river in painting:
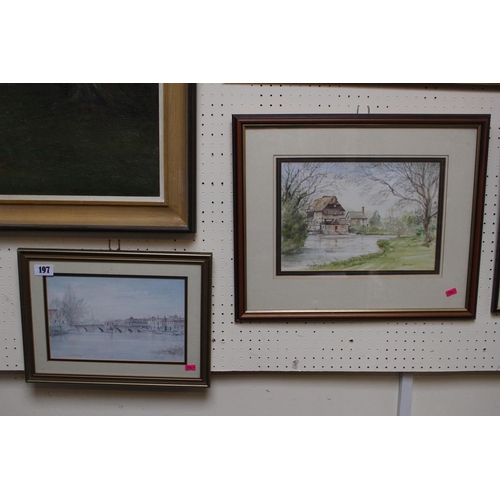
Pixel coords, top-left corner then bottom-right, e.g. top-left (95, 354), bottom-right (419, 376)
top-left (280, 233), bottom-right (397, 272)
top-left (49, 330), bottom-right (185, 363)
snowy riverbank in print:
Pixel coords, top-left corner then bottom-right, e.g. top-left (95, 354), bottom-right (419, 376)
top-left (49, 330), bottom-right (185, 363)
top-left (281, 233), bottom-right (397, 272)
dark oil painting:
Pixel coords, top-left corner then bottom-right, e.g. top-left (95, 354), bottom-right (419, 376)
top-left (0, 84), bottom-right (160, 197)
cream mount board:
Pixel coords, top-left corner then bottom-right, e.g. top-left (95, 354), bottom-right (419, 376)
top-left (1, 83), bottom-right (500, 372)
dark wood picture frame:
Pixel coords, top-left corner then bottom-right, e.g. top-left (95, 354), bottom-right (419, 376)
top-left (491, 229), bottom-right (500, 313)
top-left (233, 114), bottom-right (490, 320)
top-left (0, 83), bottom-right (196, 232)
top-left (19, 249), bottom-right (211, 388)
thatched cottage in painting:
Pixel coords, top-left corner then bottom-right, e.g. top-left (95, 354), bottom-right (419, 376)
top-left (306, 195), bottom-right (368, 234)
top-left (307, 195), bottom-right (350, 234)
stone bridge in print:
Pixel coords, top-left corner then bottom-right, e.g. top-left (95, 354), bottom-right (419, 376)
top-left (73, 324), bottom-right (105, 333)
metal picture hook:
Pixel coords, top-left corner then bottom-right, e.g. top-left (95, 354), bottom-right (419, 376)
top-left (108, 239), bottom-right (121, 251)
top-left (357, 105), bottom-right (371, 114)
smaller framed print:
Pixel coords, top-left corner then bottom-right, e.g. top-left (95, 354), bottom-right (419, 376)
top-left (233, 114), bottom-right (490, 320)
top-left (18, 249), bottom-right (212, 388)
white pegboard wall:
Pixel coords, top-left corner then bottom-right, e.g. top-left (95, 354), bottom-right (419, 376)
top-left (1, 83), bottom-right (500, 373)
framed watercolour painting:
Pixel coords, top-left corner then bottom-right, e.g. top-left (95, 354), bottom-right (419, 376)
top-left (18, 250), bottom-right (212, 388)
top-left (233, 114), bottom-right (490, 320)
top-left (0, 83), bottom-right (196, 232)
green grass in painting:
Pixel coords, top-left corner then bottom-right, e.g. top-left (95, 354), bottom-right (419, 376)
top-left (309, 236), bottom-right (437, 272)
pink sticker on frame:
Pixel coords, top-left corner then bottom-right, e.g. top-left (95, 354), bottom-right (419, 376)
top-left (446, 288), bottom-right (458, 297)
top-left (185, 364), bottom-right (196, 371)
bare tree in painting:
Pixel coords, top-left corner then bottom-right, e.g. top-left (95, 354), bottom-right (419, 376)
top-left (48, 297), bottom-right (66, 330)
top-left (281, 162), bottom-right (338, 253)
top-left (281, 162), bottom-right (336, 211)
top-left (357, 162), bottom-right (441, 243)
top-left (60, 285), bottom-right (88, 326)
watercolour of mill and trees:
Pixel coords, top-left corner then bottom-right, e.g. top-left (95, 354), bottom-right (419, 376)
top-left (278, 158), bottom-right (445, 274)
top-left (46, 275), bottom-right (186, 363)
